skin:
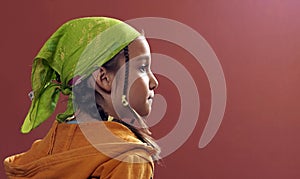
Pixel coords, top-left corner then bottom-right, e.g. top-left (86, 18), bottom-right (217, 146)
top-left (89, 36), bottom-right (158, 120)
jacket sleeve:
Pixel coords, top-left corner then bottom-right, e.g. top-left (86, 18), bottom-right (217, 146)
top-left (92, 152), bottom-right (154, 179)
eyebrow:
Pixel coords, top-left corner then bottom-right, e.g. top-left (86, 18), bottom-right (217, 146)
top-left (134, 54), bottom-right (150, 61)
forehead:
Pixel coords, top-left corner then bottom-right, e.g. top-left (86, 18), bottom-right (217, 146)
top-left (127, 37), bottom-right (150, 59)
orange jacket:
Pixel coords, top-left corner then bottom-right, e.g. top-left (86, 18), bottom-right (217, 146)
top-left (4, 121), bottom-right (154, 178)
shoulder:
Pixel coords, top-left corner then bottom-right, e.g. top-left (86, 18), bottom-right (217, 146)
top-left (93, 151), bottom-right (154, 179)
top-left (103, 121), bottom-right (143, 143)
top-left (78, 120), bottom-right (155, 158)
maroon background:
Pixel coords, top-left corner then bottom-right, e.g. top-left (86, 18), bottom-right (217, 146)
top-left (1, 0), bottom-right (300, 178)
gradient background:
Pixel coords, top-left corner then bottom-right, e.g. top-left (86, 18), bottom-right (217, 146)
top-left (1, 0), bottom-right (300, 178)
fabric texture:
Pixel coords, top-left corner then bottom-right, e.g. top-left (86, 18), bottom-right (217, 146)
top-left (21, 17), bottom-right (140, 133)
top-left (4, 121), bottom-right (154, 178)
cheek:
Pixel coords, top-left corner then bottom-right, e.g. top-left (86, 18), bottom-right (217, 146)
top-left (128, 77), bottom-right (148, 107)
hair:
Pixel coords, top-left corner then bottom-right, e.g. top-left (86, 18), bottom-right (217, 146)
top-left (73, 48), bottom-right (161, 161)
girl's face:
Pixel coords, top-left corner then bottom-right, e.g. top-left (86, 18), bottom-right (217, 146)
top-left (111, 37), bottom-right (158, 118)
top-left (127, 37), bottom-right (158, 117)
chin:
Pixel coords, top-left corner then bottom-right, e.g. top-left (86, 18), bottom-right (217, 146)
top-left (139, 108), bottom-right (151, 118)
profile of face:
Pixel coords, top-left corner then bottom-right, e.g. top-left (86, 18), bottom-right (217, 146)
top-left (93, 36), bottom-right (158, 120)
top-left (126, 37), bottom-right (159, 117)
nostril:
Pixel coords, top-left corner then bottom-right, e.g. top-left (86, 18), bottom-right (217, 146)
top-left (149, 73), bottom-right (158, 90)
top-left (149, 77), bottom-right (158, 90)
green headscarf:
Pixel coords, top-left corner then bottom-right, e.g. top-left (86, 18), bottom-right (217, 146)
top-left (21, 17), bottom-right (140, 133)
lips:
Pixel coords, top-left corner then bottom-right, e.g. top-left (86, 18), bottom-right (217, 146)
top-left (148, 92), bottom-right (154, 100)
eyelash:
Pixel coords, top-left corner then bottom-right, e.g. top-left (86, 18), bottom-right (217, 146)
top-left (139, 64), bottom-right (149, 73)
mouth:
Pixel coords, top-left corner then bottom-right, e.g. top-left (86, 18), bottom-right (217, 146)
top-left (147, 93), bottom-right (154, 100)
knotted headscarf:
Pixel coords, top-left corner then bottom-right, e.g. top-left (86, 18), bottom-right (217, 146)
top-left (21, 17), bottom-right (140, 133)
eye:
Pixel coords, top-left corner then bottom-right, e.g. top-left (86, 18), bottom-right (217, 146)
top-left (139, 64), bottom-right (149, 73)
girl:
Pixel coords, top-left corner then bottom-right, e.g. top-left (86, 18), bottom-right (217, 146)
top-left (4, 17), bottom-right (160, 178)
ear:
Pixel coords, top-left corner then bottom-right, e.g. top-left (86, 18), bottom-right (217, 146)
top-left (92, 67), bottom-right (114, 93)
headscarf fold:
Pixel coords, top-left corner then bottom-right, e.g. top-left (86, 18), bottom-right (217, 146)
top-left (21, 17), bottom-right (140, 133)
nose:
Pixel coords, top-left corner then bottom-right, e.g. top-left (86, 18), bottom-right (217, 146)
top-left (149, 72), bottom-right (158, 90)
